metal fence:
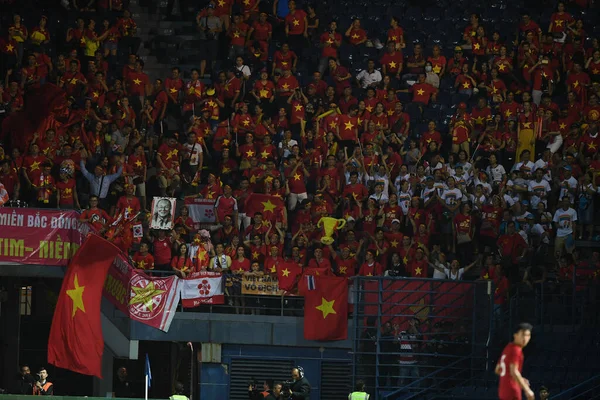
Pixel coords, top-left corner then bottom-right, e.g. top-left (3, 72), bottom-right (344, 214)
top-left (349, 277), bottom-right (495, 400)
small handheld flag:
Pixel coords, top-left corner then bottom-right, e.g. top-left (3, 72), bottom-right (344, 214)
top-left (145, 353), bottom-right (152, 400)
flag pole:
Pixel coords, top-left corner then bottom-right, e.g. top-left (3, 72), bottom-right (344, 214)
top-left (145, 375), bottom-right (148, 400)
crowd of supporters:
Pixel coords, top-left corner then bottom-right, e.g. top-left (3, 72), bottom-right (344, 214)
top-left (0, 0), bottom-right (599, 308)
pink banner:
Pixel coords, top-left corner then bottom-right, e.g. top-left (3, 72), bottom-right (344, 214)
top-left (103, 254), bottom-right (132, 315)
top-left (0, 208), bottom-right (89, 266)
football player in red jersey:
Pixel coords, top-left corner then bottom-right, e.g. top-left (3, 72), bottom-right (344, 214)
top-left (496, 323), bottom-right (534, 400)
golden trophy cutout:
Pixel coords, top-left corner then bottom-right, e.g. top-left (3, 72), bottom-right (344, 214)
top-left (317, 217), bottom-right (346, 245)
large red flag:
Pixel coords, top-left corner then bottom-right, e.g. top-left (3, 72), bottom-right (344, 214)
top-left (244, 193), bottom-right (284, 221)
top-left (276, 261), bottom-right (303, 292)
top-left (48, 234), bottom-right (120, 378)
top-left (304, 275), bottom-right (348, 341)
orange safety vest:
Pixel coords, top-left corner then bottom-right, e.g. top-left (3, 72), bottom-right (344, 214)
top-left (33, 381), bottom-right (53, 395)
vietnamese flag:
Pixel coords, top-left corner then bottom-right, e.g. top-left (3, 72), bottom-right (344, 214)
top-left (276, 261), bottom-right (302, 292)
top-left (297, 267), bottom-right (334, 296)
top-left (304, 275), bottom-right (348, 341)
top-left (244, 193), bottom-right (284, 221)
top-left (48, 234), bottom-right (121, 377)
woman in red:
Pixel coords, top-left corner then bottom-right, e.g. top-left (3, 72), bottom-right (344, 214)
top-left (358, 249), bottom-right (384, 276)
top-left (174, 205), bottom-right (195, 238)
top-left (230, 245), bottom-right (250, 314)
top-left (171, 243), bottom-right (194, 278)
top-left (407, 247), bottom-right (428, 278)
top-left (453, 202), bottom-right (474, 266)
top-left (361, 198), bottom-right (381, 236)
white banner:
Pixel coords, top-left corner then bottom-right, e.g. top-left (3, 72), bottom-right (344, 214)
top-left (181, 272), bottom-right (225, 307)
top-left (184, 197), bottom-right (216, 230)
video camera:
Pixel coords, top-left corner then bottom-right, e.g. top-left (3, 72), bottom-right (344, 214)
top-left (280, 380), bottom-right (295, 398)
top-left (247, 378), bottom-right (263, 400)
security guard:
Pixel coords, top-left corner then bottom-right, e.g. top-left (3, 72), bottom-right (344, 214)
top-left (170, 382), bottom-right (189, 400)
top-left (348, 380), bottom-right (369, 400)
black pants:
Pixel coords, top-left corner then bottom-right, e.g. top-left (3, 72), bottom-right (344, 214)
top-left (287, 34), bottom-right (306, 57)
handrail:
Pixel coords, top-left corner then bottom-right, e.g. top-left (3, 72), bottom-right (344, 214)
top-left (549, 374), bottom-right (600, 400)
top-left (382, 356), bottom-right (472, 400)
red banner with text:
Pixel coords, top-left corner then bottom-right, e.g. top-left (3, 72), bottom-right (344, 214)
top-left (102, 254), bottom-right (132, 315)
top-left (0, 208), bottom-right (90, 266)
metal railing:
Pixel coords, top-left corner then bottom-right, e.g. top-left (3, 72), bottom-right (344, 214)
top-left (549, 374), bottom-right (600, 400)
top-left (349, 277), bottom-right (495, 400)
top-left (142, 270), bottom-right (306, 316)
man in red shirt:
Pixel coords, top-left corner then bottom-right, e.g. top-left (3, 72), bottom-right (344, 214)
top-left (284, 0), bottom-right (307, 55)
top-left (380, 42), bottom-right (403, 79)
top-left (125, 59), bottom-right (150, 117)
top-left (60, 60), bottom-right (87, 98)
top-left (497, 221), bottom-right (528, 282)
top-left (495, 322), bottom-right (534, 400)
top-left (328, 57), bottom-right (352, 96)
top-left (133, 242), bottom-right (155, 270)
top-left (318, 21), bottom-right (342, 75)
top-left (410, 73), bottom-right (437, 105)
top-left (151, 79), bottom-right (169, 125)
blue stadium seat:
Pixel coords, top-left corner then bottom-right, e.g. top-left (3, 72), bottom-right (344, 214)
top-left (397, 91), bottom-right (411, 104)
top-left (422, 107), bottom-right (440, 122)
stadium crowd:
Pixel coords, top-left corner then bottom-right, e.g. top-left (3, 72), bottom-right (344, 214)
top-left (0, 0), bottom-right (599, 308)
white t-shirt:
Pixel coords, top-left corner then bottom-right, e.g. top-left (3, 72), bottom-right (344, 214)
top-left (559, 176), bottom-right (578, 203)
top-left (432, 261), bottom-right (449, 279)
top-left (552, 207), bottom-right (578, 237)
top-left (528, 179), bottom-right (551, 208)
top-left (183, 142), bottom-right (203, 166)
top-left (397, 190), bottom-right (412, 215)
top-left (443, 267), bottom-right (465, 280)
top-left (487, 164), bottom-right (507, 183)
top-left (512, 160), bottom-right (535, 174)
top-left (533, 158), bottom-right (552, 182)
top-left (441, 188), bottom-right (462, 206)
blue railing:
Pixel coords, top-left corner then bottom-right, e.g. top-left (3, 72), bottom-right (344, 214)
top-left (549, 374), bottom-right (600, 400)
top-left (350, 277), bottom-right (495, 400)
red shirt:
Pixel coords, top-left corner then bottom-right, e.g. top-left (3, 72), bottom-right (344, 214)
top-left (285, 167), bottom-right (307, 193)
top-left (153, 237), bottom-right (172, 265)
top-left (116, 195), bottom-right (141, 219)
top-left (453, 213), bottom-right (473, 235)
top-left (231, 258), bottom-right (251, 272)
top-left (336, 257), bottom-right (357, 277)
top-left (498, 343), bottom-right (524, 400)
top-left (273, 50), bottom-right (297, 71)
top-left (81, 208), bottom-right (111, 231)
top-left (157, 144), bottom-right (179, 169)
top-left (407, 258), bottom-right (427, 278)
top-left (276, 75), bottom-right (299, 97)
top-left (387, 27), bottom-right (404, 44)
top-left (381, 52), bottom-right (403, 74)
top-left (229, 22), bottom-right (249, 47)
top-left (165, 77), bottom-right (183, 101)
top-left (337, 114), bottom-right (358, 141)
top-left (497, 233), bottom-right (527, 264)
top-left (56, 179), bottom-right (76, 207)
top-left (347, 28), bottom-right (366, 45)
top-left (133, 252), bottom-right (155, 270)
top-left (358, 261), bottom-right (383, 276)
top-left (411, 83), bottom-right (436, 104)
top-left (285, 9), bottom-right (307, 35)
top-left (252, 21), bottom-right (272, 41)
top-left (320, 32), bottom-right (342, 58)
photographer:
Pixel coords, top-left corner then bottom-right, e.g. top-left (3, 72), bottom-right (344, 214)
top-left (32, 367), bottom-right (53, 396)
top-left (282, 367), bottom-right (310, 400)
top-left (13, 365), bottom-right (35, 395)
